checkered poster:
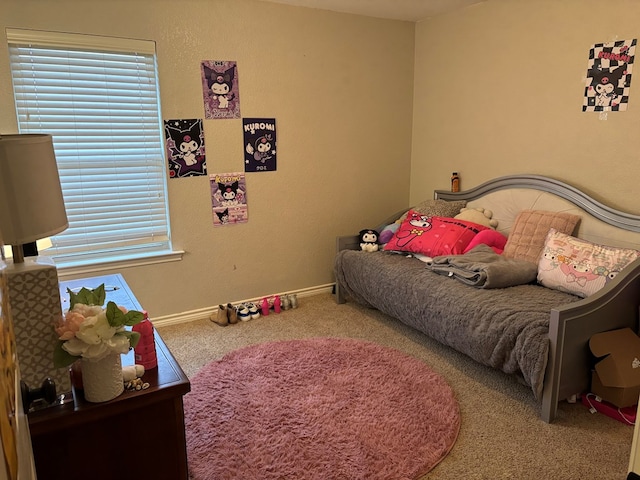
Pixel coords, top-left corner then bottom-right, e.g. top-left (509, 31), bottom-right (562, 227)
top-left (583, 39), bottom-right (636, 112)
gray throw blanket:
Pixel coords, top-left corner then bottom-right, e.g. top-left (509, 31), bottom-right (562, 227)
top-left (428, 244), bottom-right (538, 288)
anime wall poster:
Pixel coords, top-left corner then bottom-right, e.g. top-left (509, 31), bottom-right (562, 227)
top-left (210, 172), bottom-right (248, 226)
top-left (201, 60), bottom-right (241, 119)
top-left (164, 119), bottom-right (207, 178)
top-left (243, 118), bottom-right (277, 172)
top-left (583, 39), bottom-right (636, 112)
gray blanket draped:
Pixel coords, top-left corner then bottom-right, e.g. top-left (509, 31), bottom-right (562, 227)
top-left (428, 244), bottom-right (538, 288)
top-left (334, 249), bottom-right (579, 400)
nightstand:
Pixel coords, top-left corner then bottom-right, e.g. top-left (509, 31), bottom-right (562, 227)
top-left (28, 274), bottom-right (190, 480)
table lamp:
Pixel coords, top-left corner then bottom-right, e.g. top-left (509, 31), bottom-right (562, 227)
top-left (0, 134), bottom-right (71, 400)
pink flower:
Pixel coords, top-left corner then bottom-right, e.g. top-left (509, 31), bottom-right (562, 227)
top-left (55, 311), bottom-right (85, 340)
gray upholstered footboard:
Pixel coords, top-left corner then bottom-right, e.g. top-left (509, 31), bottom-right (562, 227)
top-left (542, 257), bottom-right (640, 422)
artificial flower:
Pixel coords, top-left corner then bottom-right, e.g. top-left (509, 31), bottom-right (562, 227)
top-left (53, 284), bottom-right (144, 368)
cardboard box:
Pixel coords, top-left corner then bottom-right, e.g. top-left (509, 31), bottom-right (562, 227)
top-left (589, 327), bottom-right (640, 408)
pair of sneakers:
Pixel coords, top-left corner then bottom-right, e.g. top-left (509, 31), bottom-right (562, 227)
top-left (210, 303), bottom-right (238, 327)
top-left (235, 302), bottom-right (260, 322)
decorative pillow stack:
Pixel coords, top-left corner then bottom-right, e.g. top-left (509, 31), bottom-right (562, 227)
top-left (502, 210), bottom-right (581, 264)
top-left (384, 210), bottom-right (489, 257)
top-left (537, 229), bottom-right (640, 297)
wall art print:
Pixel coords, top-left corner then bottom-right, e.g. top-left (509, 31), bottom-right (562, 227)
top-left (164, 119), bottom-right (207, 178)
top-left (583, 39), bottom-right (636, 112)
top-left (243, 118), bottom-right (277, 172)
top-left (210, 172), bottom-right (248, 226)
top-left (201, 60), bottom-right (241, 119)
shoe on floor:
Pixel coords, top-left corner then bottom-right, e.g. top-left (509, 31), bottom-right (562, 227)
top-left (281, 295), bottom-right (291, 310)
top-left (210, 304), bottom-right (229, 326)
top-left (237, 304), bottom-right (251, 322)
top-left (246, 302), bottom-right (260, 319)
top-left (227, 303), bottom-right (238, 324)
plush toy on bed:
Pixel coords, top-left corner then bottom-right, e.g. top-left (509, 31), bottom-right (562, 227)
top-left (454, 208), bottom-right (506, 254)
top-left (359, 229), bottom-right (380, 252)
top-left (454, 207), bottom-right (498, 229)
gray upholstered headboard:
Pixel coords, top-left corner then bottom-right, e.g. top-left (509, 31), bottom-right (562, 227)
top-left (434, 174), bottom-right (640, 250)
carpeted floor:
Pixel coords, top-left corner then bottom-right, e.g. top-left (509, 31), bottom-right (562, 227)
top-left (157, 292), bottom-right (635, 479)
top-left (184, 338), bottom-right (460, 479)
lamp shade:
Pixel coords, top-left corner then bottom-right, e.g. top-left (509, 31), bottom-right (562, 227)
top-left (0, 134), bottom-right (68, 245)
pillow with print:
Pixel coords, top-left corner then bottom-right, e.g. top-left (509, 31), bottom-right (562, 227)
top-left (384, 210), bottom-right (489, 257)
top-left (537, 228), bottom-right (640, 298)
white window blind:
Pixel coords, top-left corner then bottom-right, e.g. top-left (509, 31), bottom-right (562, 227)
top-left (7, 29), bottom-right (172, 268)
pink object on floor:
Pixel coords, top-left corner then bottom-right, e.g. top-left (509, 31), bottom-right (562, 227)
top-left (261, 297), bottom-right (269, 316)
top-left (273, 295), bottom-right (281, 313)
top-left (582, 392), bottom-right (636, 425)
top-left (183, 338), bottom-right (460, 479)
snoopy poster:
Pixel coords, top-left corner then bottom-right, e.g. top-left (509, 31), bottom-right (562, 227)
top-left (201, 60), bottom-right (241, 119)
top-left (164, 119), bottom-right (207, 178)
top-left (243, 118), bottom-right (277, 172)
top-left (210, 172), bottom-right (248, 226)
top-left (583, 39), bottom-right (636, 112)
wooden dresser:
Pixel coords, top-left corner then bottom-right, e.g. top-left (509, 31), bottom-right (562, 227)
top-left (27, 274), bottom-right (191, 480)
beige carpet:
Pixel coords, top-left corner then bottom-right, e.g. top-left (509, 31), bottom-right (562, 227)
top-left (157, 293), bottom-right (634, 479)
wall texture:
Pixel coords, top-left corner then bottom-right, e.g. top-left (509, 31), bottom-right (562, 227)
top-left (412, 0), bottom-right (640, 213)
top-left (0, 0), bottom-right (415, 318)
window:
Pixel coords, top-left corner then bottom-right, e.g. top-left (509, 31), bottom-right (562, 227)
top-left (7, 29), bottom-right (175, 269)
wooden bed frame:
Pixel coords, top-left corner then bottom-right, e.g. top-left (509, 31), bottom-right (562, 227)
top-left (336, 174), bottom-right (640, 423)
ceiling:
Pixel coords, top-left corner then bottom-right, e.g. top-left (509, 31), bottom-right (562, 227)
top-left (255, 0), bottom-right (484, 22)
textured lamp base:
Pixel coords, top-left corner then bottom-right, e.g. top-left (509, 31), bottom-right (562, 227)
top-left (1, 257), bottom-right (71, 397)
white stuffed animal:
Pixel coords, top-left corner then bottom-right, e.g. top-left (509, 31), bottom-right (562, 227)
top-left (454, 207), bottom-right (498, 229)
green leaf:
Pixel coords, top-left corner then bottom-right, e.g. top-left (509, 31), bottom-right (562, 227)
top-left (106, 301), bottom-right (126, 328)
top-left (53, 340), bottom-right (79, 368)
top-left (68, 283), bottom-right (106, 308)
top-left (122, 310), bottom-right (144, 327)
top-left (105, 301), bottom-right (144, 328)
top-left (121, 330), bottom-right (141, 349)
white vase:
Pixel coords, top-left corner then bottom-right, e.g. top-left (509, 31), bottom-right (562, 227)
top-left (81, 353), bottom-right (124, 403)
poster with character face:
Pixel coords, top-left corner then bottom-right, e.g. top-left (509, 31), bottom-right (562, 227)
top-left (164, 119), bottom-right (207, 178)
top-left (201, 60), bottom-right (241, 119)
top-left (210, 172), bottom-right (248, 226)
top-left (243, 118), bottom-right (277, 172)
top-left (583, 39), bottom-right (636, 112)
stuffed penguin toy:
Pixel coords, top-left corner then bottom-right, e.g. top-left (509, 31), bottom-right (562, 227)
top-left (359, 229), bottom-right (380, 252)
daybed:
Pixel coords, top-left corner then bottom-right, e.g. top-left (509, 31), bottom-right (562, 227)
top-left (334, 174), bottom-right (640, 423)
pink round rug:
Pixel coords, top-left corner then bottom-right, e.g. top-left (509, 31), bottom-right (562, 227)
top-left (184, 337), bottom-right (460, 479)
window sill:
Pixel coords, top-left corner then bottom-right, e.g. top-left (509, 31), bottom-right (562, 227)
top-left (57, 250), bottom-right (185, 278)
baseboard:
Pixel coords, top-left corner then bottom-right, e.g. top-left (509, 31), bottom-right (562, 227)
top-left (151, 283), bottom-right (335, 328)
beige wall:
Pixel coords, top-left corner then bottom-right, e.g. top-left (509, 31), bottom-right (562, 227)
top-left (412, 0), bottom-right (640, 213)
top-left (0, 0), bottom-right (414, 318)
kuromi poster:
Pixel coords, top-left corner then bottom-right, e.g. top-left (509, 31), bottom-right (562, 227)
top-left (243, 118), bottom-right (277, 172)
top-left (210, 172), bottom-right (248, 226)
top-left (583, 39), bottom-right (636, 112)
top-left (201, 60), bottom-right (241, 119)
top-left (164, 119), bottom-right (207, 178)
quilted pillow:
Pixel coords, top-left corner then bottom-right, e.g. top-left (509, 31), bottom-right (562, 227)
top-left (537, 229), bottom-right (640, 297)
top-left (394, 199), bottom-right (466, 223)
top-left (384, 211), bottom-right (488, 257)
top-left (503, 210), bottom-right (580, 264)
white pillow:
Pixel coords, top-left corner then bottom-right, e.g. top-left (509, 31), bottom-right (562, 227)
top-left (537, 229), bottom-right (640, 297)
